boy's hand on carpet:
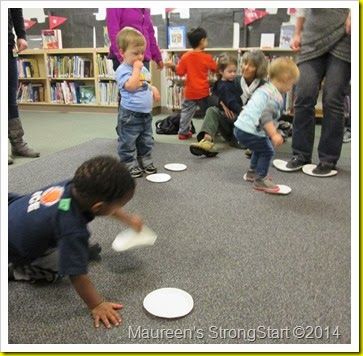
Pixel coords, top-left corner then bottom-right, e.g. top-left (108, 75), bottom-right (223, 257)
top-left (91, 301), bottom-right (123, 329)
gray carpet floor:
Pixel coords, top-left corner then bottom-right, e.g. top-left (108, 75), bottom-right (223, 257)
top-left (8, 138), bottom-right (351, 344)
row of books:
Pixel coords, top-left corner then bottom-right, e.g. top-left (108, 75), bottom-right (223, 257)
top-left (17, 58), bottom-right (41, 78)
top-left (96, 54), bottom-right (115, 78)
top-left (98, 82), bottom-right (118, 106)
top-left (47, 55), bottom-right (93, 78)
top-left (17, 83), bottom-right (45, 103)
top-left (50, 82), bottom-right (96, 104)
top-left (166, 84), bottom-right (184, 110)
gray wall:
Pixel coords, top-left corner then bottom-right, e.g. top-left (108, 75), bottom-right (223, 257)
top-left (26, 8), bottom-right (290, 49)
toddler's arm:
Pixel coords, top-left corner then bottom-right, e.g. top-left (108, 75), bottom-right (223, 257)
top-left (70, 274), bottom-right (123, 329)
top-left (124, 60), bottom-right (144, 91)
top-left (111, 208), bottom-right (143, 232)
top-left (264, 121), bottom-right (283, 147)
top-left (151, 85), bottom-right (160, 102)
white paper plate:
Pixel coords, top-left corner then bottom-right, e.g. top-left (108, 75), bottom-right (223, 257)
top-left (146, 173), bottom-right (171, 183)
top-left (164, 163), bottom-right (187, 172)
top-left (272, 184), bottom-right (292, 195)
top-left (272, 159), bottom-right (302, 172)
top-left (112, 226), bottom-right (157, 252)
top-left (302, 164), bottom-right (337, 177)
top-left (143, 288), bottom-right (194, 319)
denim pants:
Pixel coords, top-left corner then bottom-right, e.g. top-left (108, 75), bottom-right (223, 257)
top-left (179, 96), bottom-right (216, 135)
top-left (234, 128), bottom-right (275, 178)
top-left (292, 54), bottom-right (351, 164)
top-left (116, 108), bottom-right (154, 169)
top-left (8, 46), bottom-right (19, 120)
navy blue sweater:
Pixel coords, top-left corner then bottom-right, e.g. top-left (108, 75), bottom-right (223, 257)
top-left (212, 79), bottom-right (243, 115)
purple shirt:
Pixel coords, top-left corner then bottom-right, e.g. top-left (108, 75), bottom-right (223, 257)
top-left (106, 8), bottom-right (162, 64)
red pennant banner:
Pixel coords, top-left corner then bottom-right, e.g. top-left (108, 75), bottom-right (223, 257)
top-left (49, 15), bottom-right (67, 30)
top-left (24, 19), bottom-right (37, 30)
top-left (165, 8), bottom-right (176, 13)
top-left (244, 9), bottom-right (268, 26)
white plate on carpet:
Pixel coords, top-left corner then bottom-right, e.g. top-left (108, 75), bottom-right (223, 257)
top-left (143, 288), bottom-right (194, 319)
top-left (271, 184), bottom-right (292, 195)
top-left (112, 226), bottom-right (157, 252)
top-left (164, 163), bottom-right (187, 171)
top-left (302, 164), bottom-right (337, 177)
top-left (272, 159), bottom-right (301, 172)
top-left (146, 173), bottom-right (171, 183)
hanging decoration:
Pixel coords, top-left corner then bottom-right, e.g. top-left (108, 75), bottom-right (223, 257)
top-left (24, 19), bottom-right (37, 30)
top-left (244, 9), bottom-right (268, 26)
top-left (49, 15), bottom-right (67, 29)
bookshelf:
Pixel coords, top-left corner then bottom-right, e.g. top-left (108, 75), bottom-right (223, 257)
top-left (161, 47), bottom-right (323, 118)
top-left (17, 48), bottom-right (161, 112)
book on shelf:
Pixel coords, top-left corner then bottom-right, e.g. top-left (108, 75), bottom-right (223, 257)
top-left (168, 26), bottom-right (186, 49)
top-left (26, 35), bottom-right (43, 49)
top-left (97, 54), bottom-right (115, 78)
top-left (79, 85), bottom-right (96, 104)
top-left (98, 81), bottom-right (118, 105)
top-left (47, 55), bottom-right (93, 78)
top-left (42, 29), bottom-right (63, 49)
top-left (103, 26), bottom-right (110, 48)
top-left (279, 23), bottom-right (295, 49)
top-left (260, 33), bottom-right (275, 48)
top-left (17, 58), bottom-right (40, 78)
top-left (17, 83), bottom-right (44, 102)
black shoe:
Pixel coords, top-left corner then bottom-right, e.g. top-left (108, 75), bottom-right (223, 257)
top-left (129, 166), bottom-right (143, 178)
top-left (144, 163), bottom-right (157, 175)
top-left (286, 156), bottom-right (310, 170)
top-left (89, 243), bottom-right (102, 261)
top-left (312, 162), bottom-right (336, 175)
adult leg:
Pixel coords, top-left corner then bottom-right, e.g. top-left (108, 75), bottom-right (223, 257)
top-left (288, 56), bottom-right (327, 168)
top-left (317, 55), bottom-right (351, 166)
top-left (8, 46), bottom-right (39, 160)
top-left (197, 106), bottom-right (223, 142)
top-left (179, 99), bottom-right (198, 136)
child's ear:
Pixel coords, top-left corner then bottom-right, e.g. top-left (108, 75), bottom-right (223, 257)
top-left (91, 201), bottom-right (105, 215)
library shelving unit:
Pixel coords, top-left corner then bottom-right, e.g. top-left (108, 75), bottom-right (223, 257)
top-left (17, 47), bottom-right (161, 113)
top-left (161, 47), bottom-right (323, 118)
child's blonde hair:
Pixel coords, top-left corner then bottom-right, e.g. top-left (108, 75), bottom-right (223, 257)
top-left (269, 57), bottom-right (300, 82)
top-left (216, 53), bottom-right (238, 80)
top-left (116, 27), bottom-right (146, 52)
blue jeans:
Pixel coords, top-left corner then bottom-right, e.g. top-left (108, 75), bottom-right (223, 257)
top-left (116, 108), bottom-right (154, 169)
top-left (234, 128), bottom-right (275, 178)
top-left (292, 54), bottom-right (351, 164)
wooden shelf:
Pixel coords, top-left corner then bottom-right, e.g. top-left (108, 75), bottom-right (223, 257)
top-left (19, 77), bottom-right (47, 80)
top-left (49, 77), bottom-right (95, 81)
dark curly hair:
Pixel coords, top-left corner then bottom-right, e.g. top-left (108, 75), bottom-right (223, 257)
top-left (72, 155), bottom-right (135, 204)
top-left (187, 27), bottom-right (207, 49)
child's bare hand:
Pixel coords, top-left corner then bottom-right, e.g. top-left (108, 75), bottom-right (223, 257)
top-left (129, 214), bottom-right (143, 232)
top-left (133, 60), bottom-right (144, 70)
top-left (91, 301), bottom-right (123, 329)
top-left (164, 60), bottom-right (173, 68)
top-left (152, 86), bottom-right (161, 102)
top-left (271, 133), bottom-right (284, 147)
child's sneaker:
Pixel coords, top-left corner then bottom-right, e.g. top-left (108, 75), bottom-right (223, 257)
top-left (190, 139), bottom-right (219, 157)
top-left (253, 177), bottom-right (280, 193)
top-left (178, 131), bottom-right (193, 140)
top-left (144, 163), bottom-right (157, 175)
top-left (129, 166), bottom-right (143, 178)
top-left (245, 148), bottom-right (252, 159)
top-left (244, 169), bottom-right (256, 182)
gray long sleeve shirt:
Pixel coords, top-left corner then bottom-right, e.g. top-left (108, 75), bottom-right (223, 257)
top-left (297, 9), bottom-right (351, 64)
